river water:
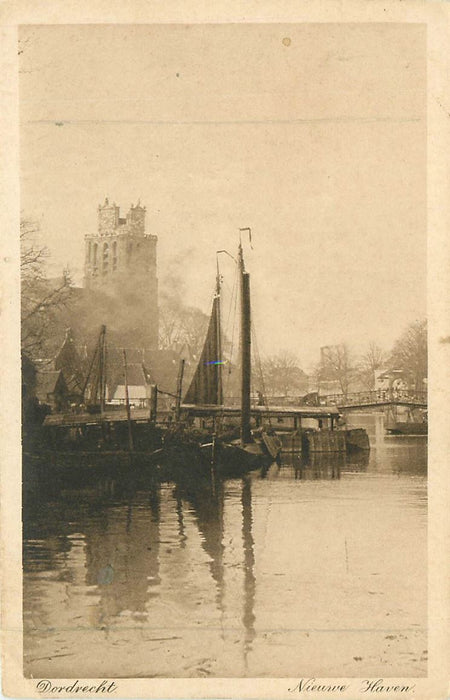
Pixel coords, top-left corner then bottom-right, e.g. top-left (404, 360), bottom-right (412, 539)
top-left (23, 414), bottom-right (427, 678)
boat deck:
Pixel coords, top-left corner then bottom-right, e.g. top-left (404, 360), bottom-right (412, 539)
top-left (43, 403), bottom-right (340, 428)
top-left (181, 404), bottom-right (340, 419)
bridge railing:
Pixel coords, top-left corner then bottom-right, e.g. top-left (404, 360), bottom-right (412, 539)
top-left (322, 389), bottom-right (427, 407)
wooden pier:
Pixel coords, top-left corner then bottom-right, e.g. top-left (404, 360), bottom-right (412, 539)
top-left (41, 402), bottom-right (368, 463)
top-left (44, 404), bottom-right (341, 430)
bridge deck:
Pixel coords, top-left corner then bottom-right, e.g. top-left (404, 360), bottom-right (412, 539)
top-left (322, 390), bottom-right (427, 411)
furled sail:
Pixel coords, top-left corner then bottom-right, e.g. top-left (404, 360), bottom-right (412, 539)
top-left (183, 293), bottom-right (223, 406)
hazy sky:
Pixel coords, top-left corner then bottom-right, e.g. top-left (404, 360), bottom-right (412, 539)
top-left (19, 23), bottom-right (426, 369)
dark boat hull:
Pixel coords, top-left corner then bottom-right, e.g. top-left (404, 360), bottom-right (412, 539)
top-left (302, 428), bottom-right (370, 453)
top-left (162, 438), bottom-right (272, 481)
top-left (386, 422), bottom-right (427, 435)
top-left (344, 428), bottom-right (371, 451)
top-left (161, 424), bottom-right (280, 478)
top-left (216, 439), bottom-right (274, 471)
top-left (23, 447), bottom-right (164, 482)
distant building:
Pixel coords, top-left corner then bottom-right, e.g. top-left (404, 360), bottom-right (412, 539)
top-left (54, 328), bottom-right (86, 401)
top-left (35, 370), bottom-right (69, 411)
top-left (374, 369), bottom-right (411, 392)
top-left (105, 347), bottom-right (189, 411)
top-left (108, 363), bottom-right (151, 408)
top-left (83, 198), bottom-right (158, 348)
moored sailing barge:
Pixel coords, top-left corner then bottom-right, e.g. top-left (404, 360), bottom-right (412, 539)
top-left (24, 234), bottom-right (369, 484)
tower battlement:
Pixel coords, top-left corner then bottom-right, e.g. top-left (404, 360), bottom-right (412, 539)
top-left (97, 197), bottom-right (146, 237)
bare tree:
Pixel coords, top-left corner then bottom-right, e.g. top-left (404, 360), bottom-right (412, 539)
top-left (258, 351), bottom-right (308, 397)
top-left (357, 342), bottom-right (387, 390)
top-left (158, 296), bottom-right (185, 351)
top-left (158, 263), bottom-right (212, 358)
top-left (21, 219), bottom-right (73, 356)
top-left (180, 307), bottom-right (210, 358)
top-left (158, 295), bottom-right (209, 358)
top-left (317, 344), bottom-right (355, 397)
top-left (388, 319), bottom-right (427, 391)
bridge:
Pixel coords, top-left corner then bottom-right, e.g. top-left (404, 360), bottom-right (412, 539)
top-left (321, 389), bottom-right (427, 411)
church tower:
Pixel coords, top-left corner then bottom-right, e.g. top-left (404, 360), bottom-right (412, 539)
top-left (84, 198), bottom-right (158, 348)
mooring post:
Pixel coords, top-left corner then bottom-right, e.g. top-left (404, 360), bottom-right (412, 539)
top-left (122, 349), bottom-right (134, 452)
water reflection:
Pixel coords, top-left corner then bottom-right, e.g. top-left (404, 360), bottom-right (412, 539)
top-left (83, 494), bottom-right (161, 624)
top-left (23, 416), bottom-right (427, 678)
top-left (276, 449), bottom-right (369, 480)
top-left (173, 479), bottom-right (225, 609)
top-left (241, 477), bottom-right (256, 666)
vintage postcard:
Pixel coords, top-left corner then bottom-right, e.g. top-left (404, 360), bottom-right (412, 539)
top-left (1, 1), bottom-right (449, 699)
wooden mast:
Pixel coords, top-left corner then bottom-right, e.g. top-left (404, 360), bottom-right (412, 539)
top-left (239, 238), bottom-right (252, 446)
top-left (175, 359), bottom-right (185, 421)
top-left (81, 324), bottom-right (106, 410)
top-left (99, 325), bottom-right (107, 413)
top-left (216, 256), bottom-right (223, 407)
top-left (122, 348), bottom-right (134, 451)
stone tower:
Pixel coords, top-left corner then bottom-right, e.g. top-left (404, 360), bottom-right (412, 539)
top-left (84, 198), bottom-right (158, 348)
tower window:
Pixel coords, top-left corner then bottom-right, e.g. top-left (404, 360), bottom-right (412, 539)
top-left (112, 241), bottom-right (118, 271)
top-left (102, 242), bottom-right (109, 274)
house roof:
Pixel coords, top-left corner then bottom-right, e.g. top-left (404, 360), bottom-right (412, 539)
top-left (376, 368), bottom-right (411, 380)
top-left (35, 370), bottom-right (66, 401)
top-left (108, 363), bottom-right (150, 395)
top-left (53, 327), bottom-right (86, 394)
top-left (112, 385), bottom-right (149, 400)
top-left (106, 350), bottom-right (188, 396)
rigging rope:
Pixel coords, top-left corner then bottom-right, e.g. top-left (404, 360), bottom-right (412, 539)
top-left (251, 320), bottom-right (272, 427)
top-left (223, 262), bottom-right (239, 400)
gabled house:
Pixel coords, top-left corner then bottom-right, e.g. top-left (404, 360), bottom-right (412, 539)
top-left (35, 370), bottom-right (69, 411)
top-left (53, 328), bottom-right (86, 401)
top-left (108, 363), bottom-right (152, 408)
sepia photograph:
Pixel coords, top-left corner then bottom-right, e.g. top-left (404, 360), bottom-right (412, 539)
top-left (1, 6), bottom-right (449, 699)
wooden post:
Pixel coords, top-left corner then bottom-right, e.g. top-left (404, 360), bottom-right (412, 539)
top-left (150, 384), bottom-right (158, 423)
top-left (122, 349), bottom-right (134, 451)
top-left (175, 359), bottom-right (185, 421)
top-left (99, 325), bottom-right (107, 413)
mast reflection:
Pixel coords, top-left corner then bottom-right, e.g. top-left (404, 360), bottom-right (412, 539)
top-left (173, 478), bottom-right (225, 611)
top-left (83, 480), bottom-right (161, 625)
top-left (241, 476), bottom-right (256, 667)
